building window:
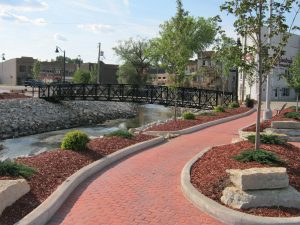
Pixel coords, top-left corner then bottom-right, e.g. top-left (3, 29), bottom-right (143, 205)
top-left (282, 88), bottom-right (290, 97)
top-left (19, 65), bottom-right (26, 72)
top-left (202, 60), bottom-right (206, 66)
top-left (163, 77), bottom-right (166, 79)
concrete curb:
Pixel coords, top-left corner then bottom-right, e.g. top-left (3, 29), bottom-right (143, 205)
top-left (144, 108), bottom-right (256, 137)
top-left (181, 146), bottom-right (300, 225)
top-left (16, 136), bottom-right (165, 225)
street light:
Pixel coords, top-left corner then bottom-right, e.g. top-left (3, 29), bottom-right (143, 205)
top-left (77, 55), bottom-right (81, 69)
top-left (236, 38), bottom-right (242, 102)
top-left (55, 46), bottom-right (66, 83)
top-left (1, 53), bottom-right (5, 77)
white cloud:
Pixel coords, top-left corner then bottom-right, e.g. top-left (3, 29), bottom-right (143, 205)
top-left (123, 0), bottom-right (129, 7)
top-left (78, 24), bottom-right (115, 33)
top-left (54, 33), bottom-right (68, 42)
top-left (0, 0), bottom-right (48, 12)
top-left (0, 11), bottom-right (46, 25)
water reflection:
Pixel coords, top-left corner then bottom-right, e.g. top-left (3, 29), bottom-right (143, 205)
top-left (0, 104), bottom-right (174, 160)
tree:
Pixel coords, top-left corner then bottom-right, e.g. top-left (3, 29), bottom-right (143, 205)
top-left (73, 69), bottom-right (90, 83)
top-left (282, 53), bottom-right (300, 111)
top-left (149, 0), bottom-right (217, 119)
top-left (117, 61), bottom-right (147, 85)
top-left (113, 37), bottom-right (151, 80)
top-left (32, 59), bottom-right (41, 80)
top-left (90, 65), bottom-right (98, 84)
top-left (221, 0), bottom-right (300, 150)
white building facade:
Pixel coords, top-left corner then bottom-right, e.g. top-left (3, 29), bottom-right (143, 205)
top-left (239, 30), bottom-right (300, 101)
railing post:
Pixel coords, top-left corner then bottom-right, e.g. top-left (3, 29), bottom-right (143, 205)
top-left (198, 89), bottom-right (201, 109)
top-left (94, 84), bottom-right (98, 100)
top-left (107, 84), bottom-right (111, 100)
top-left (216, 91), bottom-right (219, 106)
top-left (150, 85), bottom-right (154, 103)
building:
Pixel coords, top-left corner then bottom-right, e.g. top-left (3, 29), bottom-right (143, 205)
top-left (239, 29), bottom-right (300, 101)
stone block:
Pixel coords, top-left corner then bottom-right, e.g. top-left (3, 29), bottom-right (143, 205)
top-left (221, 186), bottom-right (300, 209)
top-left (271, 121), bottom-right (300, 129)
top-left (226, 167), bottom-right (289, 190)
top-left (0, 179), bottom-right (30, 215)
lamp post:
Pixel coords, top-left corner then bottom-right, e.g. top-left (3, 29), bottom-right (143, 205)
top-left (55, 46), bottom-right (66, 83)
top-left (236, 38), bottom-right (242, 102)
top-left (1, 53), bottom-right (5, 76)
top-left (263, 0), bottom-right (273, 120)
top-left (77, 55), bottom-right (81, 69)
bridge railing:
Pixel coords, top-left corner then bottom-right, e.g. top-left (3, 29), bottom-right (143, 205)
top-left (38, 84), bottom-right (234, 109)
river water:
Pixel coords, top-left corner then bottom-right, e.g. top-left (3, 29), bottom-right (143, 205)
top-left (0, 104), bottom-right (174, 160)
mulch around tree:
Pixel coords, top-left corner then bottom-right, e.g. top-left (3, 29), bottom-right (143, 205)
top-left (243, 107), bottom-right (299, 132)
top-left (0, 134), bottom-right (154, 225)
top-left (147, 107), bottom-right (250, 132)
top-left (0, 93), bottom-right (29, 100)
top-left (190, 141), bottom-right (300, 217)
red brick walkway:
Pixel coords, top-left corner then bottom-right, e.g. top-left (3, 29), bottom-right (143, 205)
top-left (48, 112), bottom-right (257, 225)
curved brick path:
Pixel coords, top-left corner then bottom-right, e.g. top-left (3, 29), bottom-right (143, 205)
top-left (48, 112), bottom-right (257, 225)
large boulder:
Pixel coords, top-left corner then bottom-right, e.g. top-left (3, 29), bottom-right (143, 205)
top-left (226, 167), bottom-right (289, 191)
top-left (221, 186), bottom-right (300, 209)
top-left (0, 179), bottom-right (30, 215)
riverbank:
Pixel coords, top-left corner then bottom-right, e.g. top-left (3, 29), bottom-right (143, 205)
top-left (0, 98), bottom-right (137, 140)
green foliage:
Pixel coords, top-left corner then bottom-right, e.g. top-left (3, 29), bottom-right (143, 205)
top-left (234, 149), bottom-right (283, 166)
top-left (107, 130), bottom-right (133, 139)
top-left (0, 161), bottom-right (36, 179)
top-left (213, 105), bottom-right (225, 113)
top-left (183, 112), bottom-right (196, 120)
top-left (73, 69), bottom-right (91, 84)
top-left (89, 65), bottom-right (98, 84)
top-left (284, 112), bottom-right (300, 119)
top-left (244, 97), bottom-right (254, 108)
top-left (228, 101), bottom-right (240, 109)
top-left (117, 61), bottom-right (147, 85)
top-left (32, 60), bottom-right (41, 80)
top-left (247, 134), bottom-right (286, 145)
top-left (61, 130), bottom-right (90, 151)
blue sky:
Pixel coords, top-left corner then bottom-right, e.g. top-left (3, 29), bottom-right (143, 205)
top-left (0, 0), bottom-right (299, 64)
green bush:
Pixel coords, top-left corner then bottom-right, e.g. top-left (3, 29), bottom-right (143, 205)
top-left (213, 105), bottom-right (225, 113)
top-left (234, 149), bottom-right (283, 166)
top-left (244, 97), bottom-right (255, 108)
top-left (61, 130), bottom-right (90, 151)
top-left (284, 112), bottom-right (300, 119)
top-left (183, 112), bottom-right (196, 120)
top-left (246, 134), bottom-right (286, 145)
top-left (228, 101), bottom-right (240, 109)
top-left (0, 161), bottom-right (36, 179)
top-left (107, 130), bottom-right (133, 139)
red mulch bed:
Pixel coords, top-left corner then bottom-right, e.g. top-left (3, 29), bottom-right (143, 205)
top-left (191, 141), bottom-right (300, 217)
top-left (0, 134), bottom-right (154, 225)
top-left (243, 108), bottom-right (299, 132)
top-left (0, 93), bottom-right (29, 100)
top-left (147, 107), bottom-right (251, 131)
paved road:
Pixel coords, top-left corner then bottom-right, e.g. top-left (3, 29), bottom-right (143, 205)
top-left (48, 111), bottom-right (259, 225)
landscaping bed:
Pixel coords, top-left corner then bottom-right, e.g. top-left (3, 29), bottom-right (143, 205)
top-left (243, 107), bottom-right (298, 132)
top-left (146, 107), bottom-right (250, 131)
top-left (0, 134), bottom-right (154, 225)
top-left (190, 141), bottom-right (300, 217)
top-left (0, 93), bottom-right (29, 100)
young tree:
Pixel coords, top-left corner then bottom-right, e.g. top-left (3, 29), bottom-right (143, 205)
top-left (149, 0), bottom-right (217, 119)
top-left (89, 65), bottom-right (98, 84)
top-left (221, 0), bottom-right (300, 150)
top-left (73, 69), bottom-right (91, 83)
top-left (282, 53), bottom-right (300, 111)
top-left (117, 61), bottom-right (147, 85)
top-left (32, 59), bottom-right (41, 80)
top-left (113, 37), bottom-right (151, 81)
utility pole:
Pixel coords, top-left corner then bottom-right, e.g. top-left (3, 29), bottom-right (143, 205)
top-left (263, 0), bottom-right (273, 120)
top-left (97, 43), bottom-right (101, 84)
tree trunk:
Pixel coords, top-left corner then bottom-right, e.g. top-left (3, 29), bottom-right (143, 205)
top-left (297, 93), bottom-right (299, 112)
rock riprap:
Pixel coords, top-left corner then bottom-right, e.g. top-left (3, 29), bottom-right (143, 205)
top-left (0, 98), bottom-right (137, 140)
top-left (221, 167), bottom-right (300, 209)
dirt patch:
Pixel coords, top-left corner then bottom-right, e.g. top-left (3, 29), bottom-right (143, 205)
top-left (0, 93), bottom-right (29, 100)
top-left (0, 134), bottom-right (154, 225)
top-left (147, 107), bottom-right (251, 131)
top-left (190, 141), bottom-right (300, 217)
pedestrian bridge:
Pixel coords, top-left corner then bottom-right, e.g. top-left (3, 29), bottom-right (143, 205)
top-left (38, 84), bottom-right (235, 109)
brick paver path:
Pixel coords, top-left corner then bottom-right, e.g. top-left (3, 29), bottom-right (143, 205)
top-left (48, 112), bottom-right (257, 225)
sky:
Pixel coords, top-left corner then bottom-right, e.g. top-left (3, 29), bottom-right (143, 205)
top-left (0, 0), bottom-right (299, 64)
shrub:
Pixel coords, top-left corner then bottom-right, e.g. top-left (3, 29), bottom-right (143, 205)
top-left (234, 149), bottom-right (283, 166)
top-left (183, 112), bottom-right (196, 120)
top-left (0, 161), bottom-right (36, 179)
top-left (244, 97), bottom-right (254, 108)
top-left (246, 134), bottom-right (286, 145)
top-left (228, 101), bottom-right (240, 109)
top-left (107, 130), bottom-right (133, 139)
top-left (213, 105), bottom-right (225, 113)
top-left (284, 112), bottom-right (300, 119)
top-left (61, 130), bottom-right (90, 151)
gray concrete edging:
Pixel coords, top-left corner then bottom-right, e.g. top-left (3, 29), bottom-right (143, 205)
top-left (16, 136), bottom-right (165, 225)
top-left (144, 108), bottom-right (256, 137)
top-left (181, 146), bottom-right (300, 225)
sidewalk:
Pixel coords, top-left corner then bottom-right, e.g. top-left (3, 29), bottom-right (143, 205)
top-left (48, 112), bottom-right (258, 225)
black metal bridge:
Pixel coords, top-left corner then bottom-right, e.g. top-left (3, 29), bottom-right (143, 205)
top-left (38, 84), bottom-right (235, 109)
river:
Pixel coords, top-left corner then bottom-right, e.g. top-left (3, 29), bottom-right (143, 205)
top-left (0, 104), bottom-right (174, 160)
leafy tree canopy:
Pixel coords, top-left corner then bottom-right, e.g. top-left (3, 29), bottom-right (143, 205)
top-left (117, 61), bottom-right (147, 85)
top-left (73, 69), bottom-right (90, 84)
